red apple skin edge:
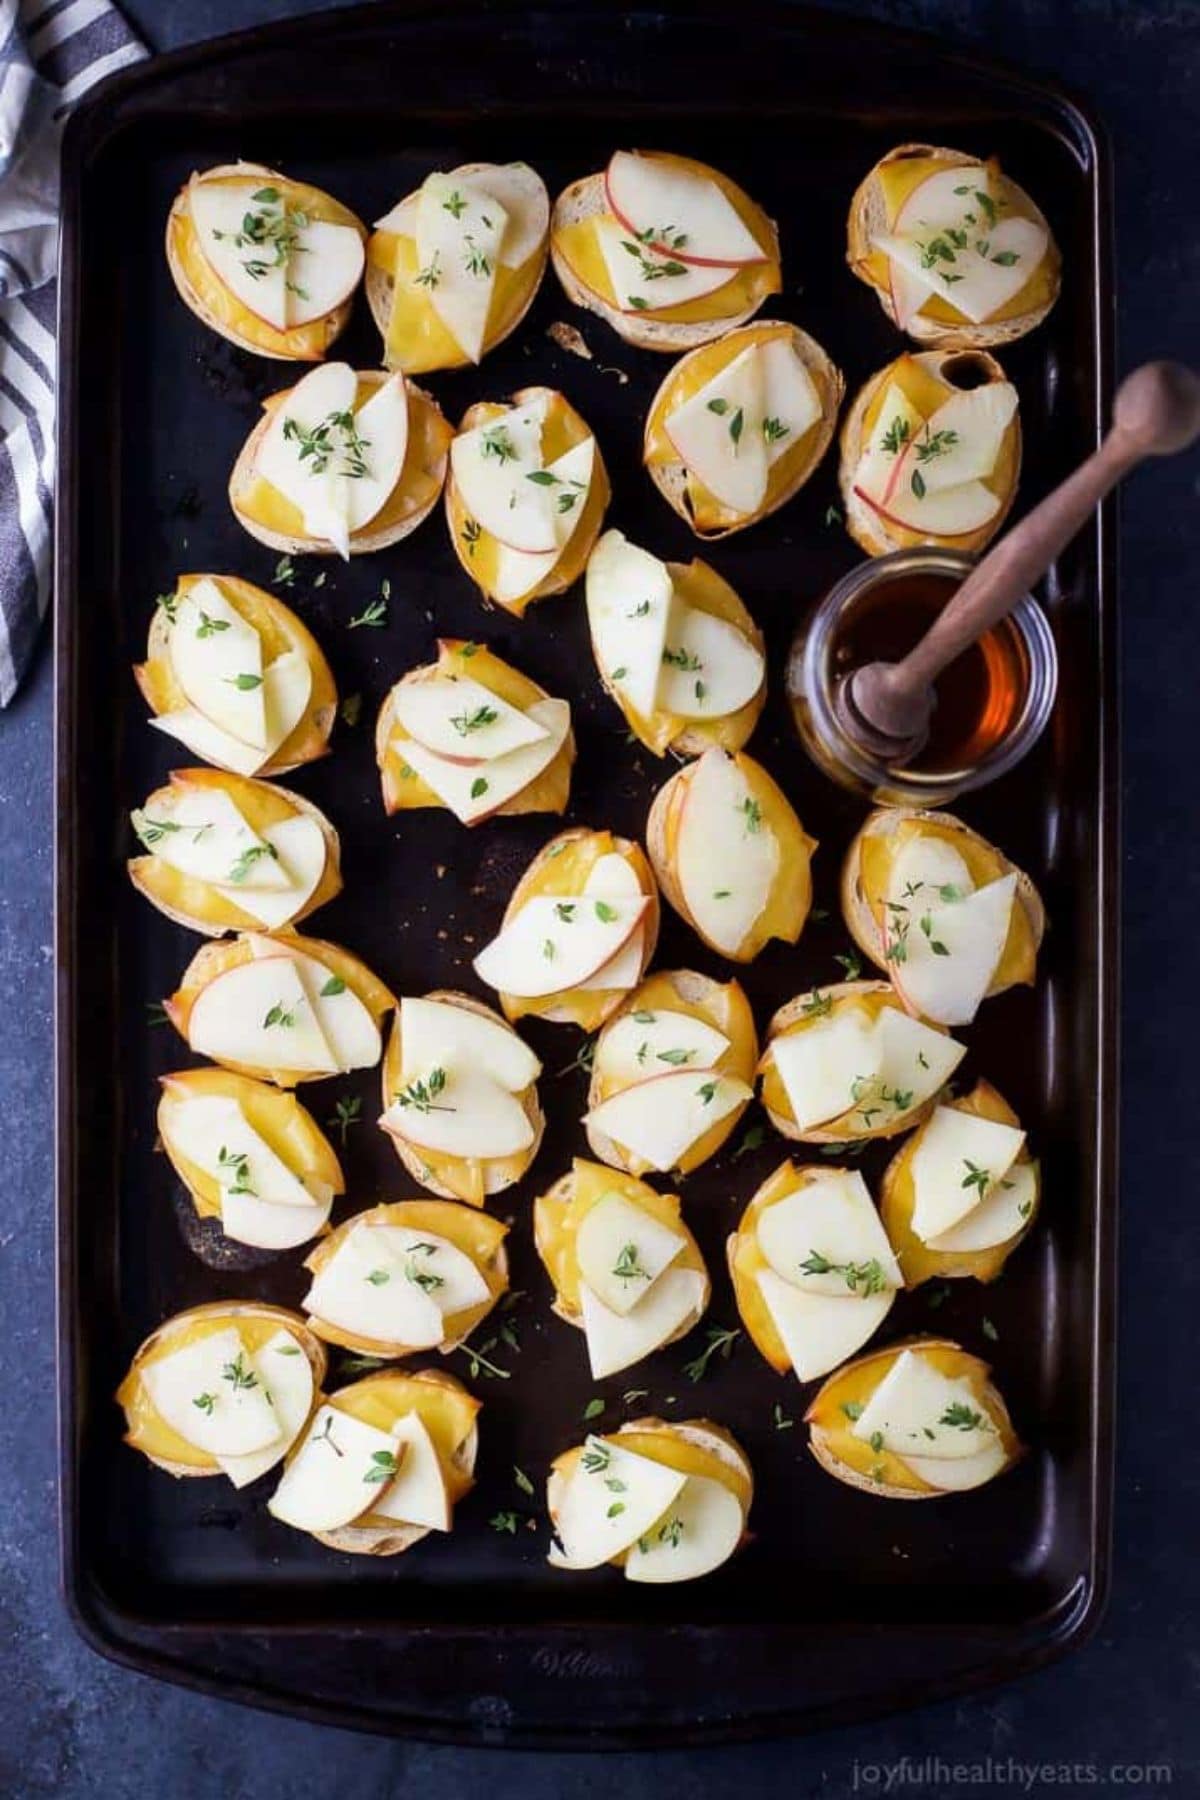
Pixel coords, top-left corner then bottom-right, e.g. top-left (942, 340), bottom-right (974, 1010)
top-left (851, 482), bottom-right (997, 540)
top-left (603, 158), bottom-right (767, 271)
top-left (448, 478), bottom-right (559, 557)
top-left (483, 903), bottom-right (649, 992)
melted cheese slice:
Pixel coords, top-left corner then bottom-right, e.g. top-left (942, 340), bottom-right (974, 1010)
top-left (549, 1435), bottom-right (688, 1569)
top-left (909, 1104), bottom-right (1026, 1242)
top-left (623, 1472), bottom-right (743, 1583)
top-left (140, 1327), bottom-right (281, 1458)
top-left (675, 749), bottom-right (780, 955)
top-left (268, 1403), bottom-right (405, 1533)
top-left (851, 1347), bottom-right (999, 1461)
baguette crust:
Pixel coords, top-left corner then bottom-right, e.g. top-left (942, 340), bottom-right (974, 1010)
top-left (839, 808), bottom-right (1045, 985)
top-left (380, 990), bottom-right (545, 1199)
top-left (228, 371), bottom-right (449, 556)
top-left (643, 322), bottom-right (843, 538)
top-left (127, 776), bottom-right (342, 939)
top-left (121, 1302), bottom-right (328, 1480)
top-left (838, 348), bottom-right (1021, 557)
top-left (549, 171), bottom-right (778, 352)
top-left (166, 162), bottom-right (361, 361)
top-left (846, 143), bottom-right (1061, 349)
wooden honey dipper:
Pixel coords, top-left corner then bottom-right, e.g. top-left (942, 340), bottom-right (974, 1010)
top-left (834, 360), bottom-right (1200, 765)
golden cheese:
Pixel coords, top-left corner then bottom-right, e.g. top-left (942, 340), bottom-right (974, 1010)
top-left (367, 229), bottom-right (545, 375)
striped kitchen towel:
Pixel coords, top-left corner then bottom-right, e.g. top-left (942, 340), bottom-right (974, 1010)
top-left (0, 0), bottom-right (145, 706)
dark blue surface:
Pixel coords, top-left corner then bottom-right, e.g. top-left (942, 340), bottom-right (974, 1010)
top-left (4, 0), bottom-right (1197, 1791)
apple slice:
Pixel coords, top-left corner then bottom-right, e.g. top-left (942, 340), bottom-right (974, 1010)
top-left (284, 217), bottom-right (365, 329)
top-left (189, 179), bottom-right (290, 330)
top-left (854, 472), bottom-right (1001, 537)
top-left (216, 1328), bottom-right (316, 1488)
top-left (169, 579), bottom-right (267, 750)
top-left (490, 542), bottom-right (562, 608)
top-left (397, 697), bottom-right (571, 825)
top-left (548, 1435), bottom-right (688, 1569)
top-left (593, 215), bottom-right (736, 312)
top-left (381, 1061), bottom-right (535, 1159)
top-left (756, 336), bottom-right (822, 462)
top-left (657, 602), bottom-right (764, 720)
top-left (886, 833), bottom-right (974, 909)
top-left (225, 813), bottom-right (327, 930)
top-left (158, 1091), bottom-right (323, 1213)
top-left (851, 1349), bottom-right (998, 1460)
top-left (579, 1268), bottom-right (707, 1380)
top-left (368, 1413), bottom-right (452, 1530)
top-left (888, 872), bottom-right (1017, 1025)
top-left (449, 400), bottom-right (556, 552)
top-left (473, 892), bottom-right (648, 998)
top-left (874, 217), bottom-right (1048, 327)
top-left (289, 956), bottom-right (382, 1072)
top-left (756, 1168), bottom-right (902, 1297)
top-left (468, 162), bottom-right (549, 269)
top-left (902, 383), bottom-right (1018, 497)
top-left (585, 530), bottom-right (676, 719)
top-left (595, 1008), bottom-right (729, 1086)
top-left (416, 171), bottom-right (507, 363)
top-left (393, 675), bottom-right (551, 762)
top-left (756, 1270), bottom-right (894, 1384)
top-left (888, 257), bottom-right (937, 331)
top-left (926, 1158), bottom-right (1037, 1253)
top-left (398, 996), bottom-right (541, 1093)
top-left (573, 853), bottom-right (649, 992)
top-left (304, 1225), bottom-right (446, 1347)
top-left (623, 1473), bottom-right (743, 1583)
top-left (674, 749), bottom-right (780, 957)
top-left (575, 1190), bottom-right (687, 1315)
top-left (585, 1069), bottom-right (750, 1173)
top-left (664, 347), bottom-right (768, 515)
top-left (268, 1404), bottom-right (404, 1533)
top-left (909, 1104), bottom-right (1026, 1242)
top-left (769, 1008), bottom-right (877, 1134)
top-left (604, 151), bottom-right (765, 267)
top-left (255, 365), bottom-right (409, 558)
top-left (141, 1328), bottom-right (282, 1458)
top-left (892, 164), bottom-right (992, 234)
top-left (874, 1006), bottom-right (965, 1105)
top-left (366, 1225), bottom-right (492, 1317)
top-left (187, 954), bottom-right (338, 1074)
top-left (852, 380), bottom-right (927, 507)
top-left (902, 1440), bottom-right (1010, 1491)
top-left (132, 783), bottom-right (282, 886)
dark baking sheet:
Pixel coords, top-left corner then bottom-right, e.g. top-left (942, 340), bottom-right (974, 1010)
top-left (54, 0), bottom-right (1117, 1746)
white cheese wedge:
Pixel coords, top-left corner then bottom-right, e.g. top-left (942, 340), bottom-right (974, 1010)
top-left (770, 1007), bottom-right (877, 1133)
top-left (396, 697), bottom-right (571, 825)
top-left (170, 579), bottom-right (267, 749)
top-left (382, 1060), bottom-right (535, 1159)
top-left (594, 214), bottom-right (735, 311)
top-left (909, 1105), bottom-right (1026, 1243)
top-left (304, 1225), bottom-right (447, 1347)
top-left (902, 1440), bottom-right (1009, 1491)
top-left (905, 384), bottom-right (1018, 494)
top-left (268, 1404), bottom-right (404, 1533)
top-left (580, 1267), bottom-right (706, 1380)
top-left (473, 893), bottom-right (648, 998)
top-left (548, 1436), bottom-right (688, 1570)
top-left (875, 216), bottom-right (1048, 327)
top-left (756, 336), bottom-right (822, 461)
top-left (416, 171), bottom-right (507, 363)
top-left (284, 216), bottom-right (366, 328)
top-left (189, 180), bottom-right (290, 329)
top-left (657, 603), bottom-right (764, 720)
top-left (368, 1412), bottom-right (452, 1530)
top-left (853, 380), bottom-right (927, 505)
top-left (623, 1473), bottom-right (743, 1584)
top-left (756, 1169), bottom-right (902, 1297)
top-left (399, 995), bottom-right (541, 1093)
top-left (926, 1158), bottom-right (1037, 1254)
top-left (377, 163), bottom-right (548, 271)
top-left (664, 347), bottom-right (768, 515)
top-left (890, 873), bottom-right (1017, 1026)
top-left (574, 1190), bottom-right (687, 1316)
top-left (187, 954), bottom-right (338, 1074)
top-left (605, 151), bottom-right (765, 266)
top-left (851, 1349), bottom-right (998, 1460)
top-left (756, 1269), bottom-right (894, 1382)
top-left (393, 675), bottom-right (551, 761)
top-left (217, 1329), bottom-right (316, 1488)
top-left (141, 1328), bottom-right (281, 1458)
top-left (585, 530), bottom-right (676, 718)
top-left (674, 749), bottom-right (779, 955)
top-left (594, 1008), bottom-right (729, 1085)
top-left (585, 1070), bottom-right (750, 1173)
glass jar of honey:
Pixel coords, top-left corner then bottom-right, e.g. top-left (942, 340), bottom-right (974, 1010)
top-left (786, 548), bottom-right (1058, 807)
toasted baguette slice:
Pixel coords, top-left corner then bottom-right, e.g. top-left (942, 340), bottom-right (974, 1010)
top-left (840, 808), bottom-right (1045, 988)
top-left (166, 163), bottom-right (364, 361)
top-left (550, 171), bottom-right (779, 352)
top-left (847, 143), bottom-right (1061, 349)
top-left (127, 771), bottom-right (342, 939)
top-left (838, 348), bottom-right (1021, 557)
top-left (312, 1369), bottom-right (480, 1556)
top-left (643, 322), bottom-right (843, 539)
top-left (380, 990), bottom-right (545, 1201)
top-left (229, 371), bottom-right (450, 556)
top-left (806, 1336), bottom-right (1022, 1500)
top-left (118, 1302), bottom-right (328, 1479)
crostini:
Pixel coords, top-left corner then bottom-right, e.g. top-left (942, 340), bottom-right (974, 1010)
top-left (585, 530), bottom-right (766, 755)
top-left (534, 1159), bottom-right (710, 1379)
top-left (445, 386), bottom-right (610, 616)
top-left (729, 1161), bottom-right (902, 1383)
top-left (839, 349), bottom-right (1021, 556)
top-left (166, 163), bottom-right (366, 360)
top-left (847, 144), bottom-right (1061, 348)
top-left (643, 321), bottom-right (842, 537)
top-left (267, 1368), bottom-right (480, 1555)
top-left (840, 808), bottom-right (1045, 1026)
top-left (547, 1416), bottom-right (752, 1582)
top-left (472, 827), bottom-right (660, 1031)
top-left (550, 149), bottom-right (781, 351)
top-left (757, 981), bottom-right (964, 1145)
top-left (806, 1337), bottom-right (1022, 1497)
top-left (118, 1301), bottom-right (326, 1485)
top-left (367, 162), bottom-right (550, 373)
top-left (647, 748), bottom-right (816, 963)
top-left (165, 930), bottom-right (395, 1086)
top-left (229, 362), bottom-right (452, 558)
top-left (585, 970), bottom-right (757, 1177)
top-left (375, 639), bottom-right (574, 823)
top-left (300, 1200), bottom-right (508, 1360)
top-left (380, 992), bottom-right (544, 1205)
top-left (157, 1068), bottom-right (344, 1252)
top-left (136, 574), bottom-right (337, 777)
top-left (880, 1081), bottom-right (1039, 1288)
top-left (129, 768), bottom-right (341, 937)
